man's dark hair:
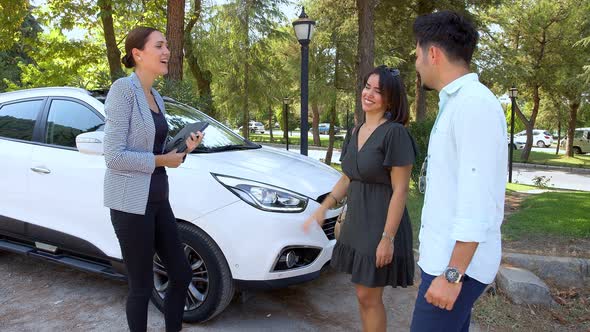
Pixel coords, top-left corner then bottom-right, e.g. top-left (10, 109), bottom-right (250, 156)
top-left (413, 10), bottom-right (479, 65)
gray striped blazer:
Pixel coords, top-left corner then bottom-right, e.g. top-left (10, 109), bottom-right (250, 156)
top-left (103, 72), bottom-right (167, 215)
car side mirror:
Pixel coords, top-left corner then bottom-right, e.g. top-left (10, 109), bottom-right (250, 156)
top-left (76, 131), bottom-right (104, 155)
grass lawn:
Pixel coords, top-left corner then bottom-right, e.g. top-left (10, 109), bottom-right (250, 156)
top-left (515, 150), bottom-right (590, 168)
top-left (503, 190), bottom-right (590, 239)
top-left (506, 183), bottom-right (538, 192)
top-left (248, 133), bottom-right (345, 149)
top-left (328, 164), bottom-right (589, 242)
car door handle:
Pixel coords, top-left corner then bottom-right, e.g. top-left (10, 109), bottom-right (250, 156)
top-left (31, 167), bottom-right (51, 174)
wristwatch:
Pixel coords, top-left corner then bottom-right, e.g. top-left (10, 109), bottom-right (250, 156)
top-left (443, 267), bottom-right (464, 284)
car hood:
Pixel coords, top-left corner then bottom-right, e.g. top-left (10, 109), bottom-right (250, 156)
top-left (182, 146), bottom-right (341, 200)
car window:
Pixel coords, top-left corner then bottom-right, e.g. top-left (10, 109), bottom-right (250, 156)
top-left (45, 99), bottom-right (104, 148)
top-left (255, 122), bottom-right (263, 126)
top-left (574, 130), bottom-right (584, 139)
top-left (0, 99), bottom-right (44, 141)
top-left (164, 101), bottom-right (247, 150)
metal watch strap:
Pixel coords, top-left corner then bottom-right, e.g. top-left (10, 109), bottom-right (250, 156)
top-left (381, 231), bottom-right (394, 243)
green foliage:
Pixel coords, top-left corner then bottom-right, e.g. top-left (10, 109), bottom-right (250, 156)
top-left (0, 0), bottom-right (29, 51)
top-left (6, 29), bottom-right (110, 90)
top-left (157, 78), bottom-right (207, 112)
top-left (407, 116), bottom-right (436, 188)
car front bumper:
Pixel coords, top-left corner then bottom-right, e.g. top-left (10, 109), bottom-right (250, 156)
top-left (190, 198), bottom-right (340, 284)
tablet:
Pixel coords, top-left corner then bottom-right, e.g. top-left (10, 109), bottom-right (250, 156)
top-left (165, 121), bottom-right (209, 153)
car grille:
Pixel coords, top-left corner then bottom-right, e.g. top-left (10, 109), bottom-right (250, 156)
top-left (322, 216), bottom-right (338, 240)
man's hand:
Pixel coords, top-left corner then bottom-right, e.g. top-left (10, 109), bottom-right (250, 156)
top-left (424, 275), bottom-right (462, 310)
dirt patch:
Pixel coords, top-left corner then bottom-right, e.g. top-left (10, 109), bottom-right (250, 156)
top-left (473, 284), bottom-right (590, 332)
top-left (502, 191), bottom-right (590, 259)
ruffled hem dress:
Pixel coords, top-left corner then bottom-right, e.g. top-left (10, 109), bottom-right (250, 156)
top-left (331, 121), bottom-right (417, 288)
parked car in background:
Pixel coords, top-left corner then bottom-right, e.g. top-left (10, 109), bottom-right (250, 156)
top-left (249, 121), bottom-right (265, 134)
top-left (237, 121), bottom-right (265, 134)
top-left (513, 129), bottom-right (553, 148)
top-left (560, 128), bottom-right (590, 154)
top-left (507, 135), bottom-right (525, 150)
top-left (310, 123), bottom-right (340, 135)
top-left (0, 87), bottom-right (343, 323)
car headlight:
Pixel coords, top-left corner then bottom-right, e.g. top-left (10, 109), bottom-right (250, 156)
top-left (212, 174), bottom-right (308, 213)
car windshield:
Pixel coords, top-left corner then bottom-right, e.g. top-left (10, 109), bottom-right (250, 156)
top-left (163, 100), bottom-right (259, 153)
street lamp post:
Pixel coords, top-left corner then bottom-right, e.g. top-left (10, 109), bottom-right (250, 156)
top-left (292, 7), bottom-right (315, 156)
top-left (283, 97), bottom-right (290, 151)
top-left (508, 86), bottom-right (518, 183)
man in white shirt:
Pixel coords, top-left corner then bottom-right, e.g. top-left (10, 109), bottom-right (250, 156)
top-left (410, 11), bottom-right (507, 332)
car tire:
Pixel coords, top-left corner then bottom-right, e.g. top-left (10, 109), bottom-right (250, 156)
top-left (573, 146), bottom-right (582, 155)
top-left (151, 222), bottom-right (234, 323)
top-left (536, 141), bottom-right (546, 148)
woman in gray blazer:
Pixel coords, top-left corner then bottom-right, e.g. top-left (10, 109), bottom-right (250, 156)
top-left (103, 26), bottom-right (203, 332)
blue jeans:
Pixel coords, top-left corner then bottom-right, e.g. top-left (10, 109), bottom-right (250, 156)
top-left (410, 270), bottom-right (487, 332)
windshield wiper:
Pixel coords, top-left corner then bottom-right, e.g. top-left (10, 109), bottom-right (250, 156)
top-left (191, 144), bottom-right (260, 153)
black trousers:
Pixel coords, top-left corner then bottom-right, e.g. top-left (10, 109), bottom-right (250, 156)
top-left (111, 200), bottom-right (191, 332)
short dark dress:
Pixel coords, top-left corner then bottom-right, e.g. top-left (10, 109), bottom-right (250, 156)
top-left (331, 121), bottom-right (416, 288)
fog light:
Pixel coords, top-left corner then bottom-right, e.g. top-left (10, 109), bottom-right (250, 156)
top-left (285, 251), bottom-right (299, 268)
top-left (272, 247), bottom-right (321, 272)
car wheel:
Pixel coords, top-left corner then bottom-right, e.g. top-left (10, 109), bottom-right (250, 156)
top-left (573, 146), bottom-right (582, 155)
top-left (536, 141), bottom-right (546, 148)
top-left (151, 222), bottom-right (234, 323)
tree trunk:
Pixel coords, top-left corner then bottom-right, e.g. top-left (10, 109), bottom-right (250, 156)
top-left (269, 105), bottom-right (273, 142)
top-left (516, 85), bottom-right (541, 161)
top-left (555, 116), bottom-right (561, 155)
top-left (325, 105), bottom-right (336, 165)
top-left (184, 0), bottom-right (216, 118)
top-left (565, 100), bottom-right (580, 157)
top-left (412, 0), bottom-right (435, 121)
top-left (240, 0), bottom-right (251, 139)
top-left (98, 0), bottom-right (125, 82)
top-left (415, 72), bottom-right (426, 121)
top-left (355, 0), bottom-right (375, 125)
top-left (312, 102), bottom-right (321, 146)
top-left (326, 36), bottom-right (340, 166)
top-left (165, 0), bottom-right (185, 81)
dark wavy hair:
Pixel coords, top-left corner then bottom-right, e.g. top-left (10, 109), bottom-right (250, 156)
top-left (363, 65), bottom-right (410, 126)
top-left (413, 10), bottom-right (479, 65)
top-left (121, 26), bottom-right (159, 68)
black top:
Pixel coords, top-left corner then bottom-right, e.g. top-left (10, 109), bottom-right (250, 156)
top-left (148, 107), bottom-right (169, 202)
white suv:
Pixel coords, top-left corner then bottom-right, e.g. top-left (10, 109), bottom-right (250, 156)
top-left (0, 87), bottom-right (342, 323)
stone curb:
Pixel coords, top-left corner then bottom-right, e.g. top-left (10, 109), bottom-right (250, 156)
top-left (502, 252), bottom-right (590, 288)
top-left (514, 162), bottom-right (590, 174)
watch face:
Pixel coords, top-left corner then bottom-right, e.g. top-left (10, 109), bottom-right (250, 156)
top-left (445, 268), bottom-right (460, 283)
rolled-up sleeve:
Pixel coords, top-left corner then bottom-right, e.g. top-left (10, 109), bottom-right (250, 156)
top-left (103, 79), bottom-right (156, 174)
top-left (450, 96), bottom-right (503, 243)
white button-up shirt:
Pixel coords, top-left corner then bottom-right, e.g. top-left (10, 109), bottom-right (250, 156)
top-left (417, 73), bottom-right (507, 284)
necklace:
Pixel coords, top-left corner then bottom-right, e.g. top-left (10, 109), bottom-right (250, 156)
top-left (364, 118), bottom-right (387, 132)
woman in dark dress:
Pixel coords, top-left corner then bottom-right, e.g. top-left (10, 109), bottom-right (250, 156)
top-left (304, 65), bottom-right (416, 332)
